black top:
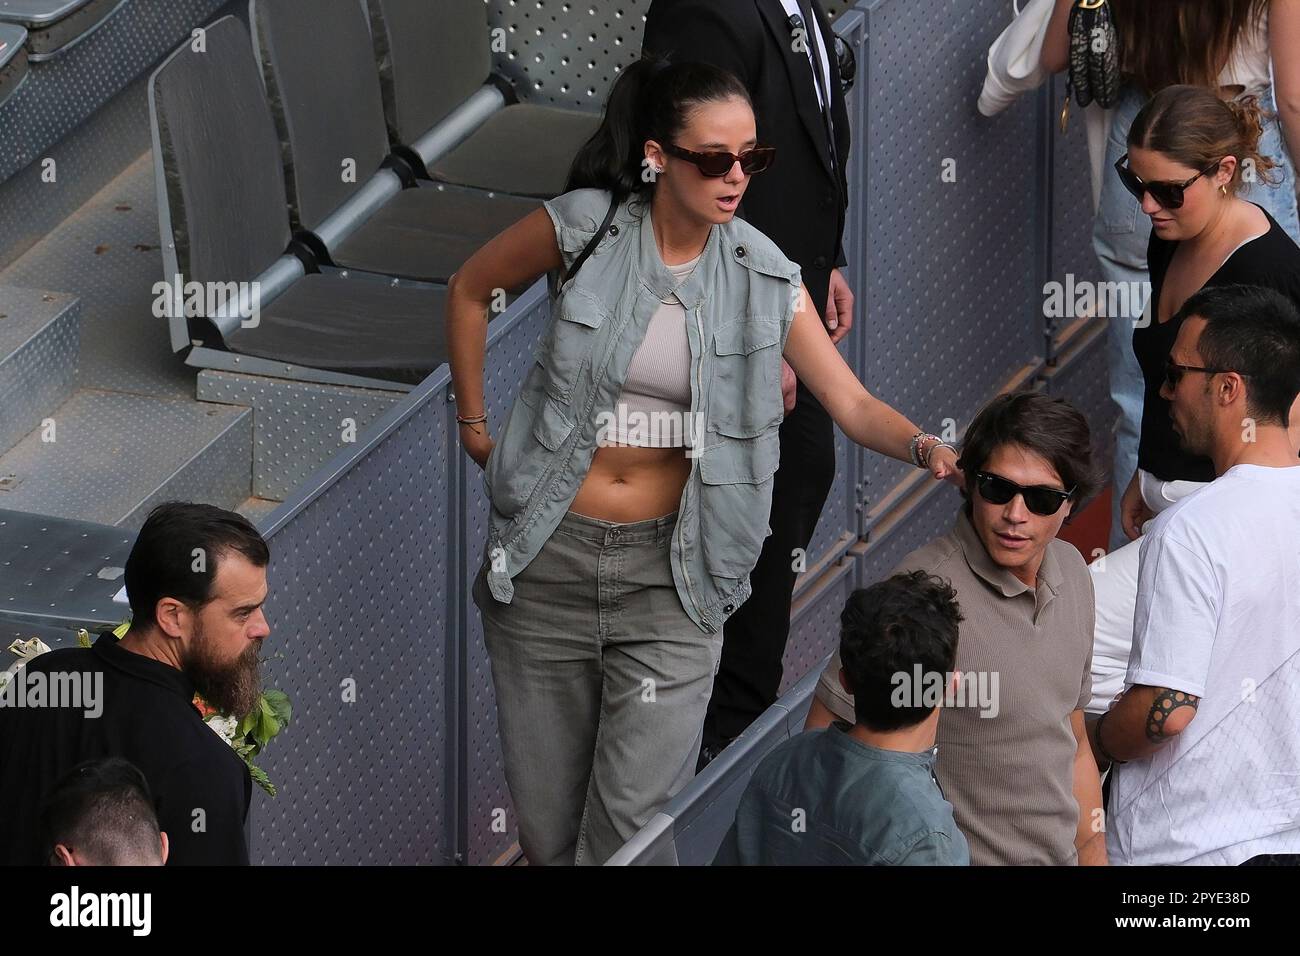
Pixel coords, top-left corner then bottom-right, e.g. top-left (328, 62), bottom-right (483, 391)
top-left (0, 632), bottom-right (252, 865)
top-left (1136, 205), bottom-right (1300, 482)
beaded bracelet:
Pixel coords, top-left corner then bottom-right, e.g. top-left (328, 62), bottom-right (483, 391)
top-left (907, 431), bottom-right (931, 468)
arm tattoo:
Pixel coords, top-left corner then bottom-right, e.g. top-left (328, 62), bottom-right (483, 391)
top-left (1145, 689), bottom-right (1199, 743)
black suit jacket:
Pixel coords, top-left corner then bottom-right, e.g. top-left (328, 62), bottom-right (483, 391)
top-left (643, 0), bottom-right (852, 300)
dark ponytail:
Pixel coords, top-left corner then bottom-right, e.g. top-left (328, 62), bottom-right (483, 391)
top-left (565, 56), bottom-right (752, 197)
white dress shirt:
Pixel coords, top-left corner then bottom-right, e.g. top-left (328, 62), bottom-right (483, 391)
top-left (778, 0), bottom-right (833, 111)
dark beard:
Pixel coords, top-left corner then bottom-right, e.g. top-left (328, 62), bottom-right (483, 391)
top-left (185, 623), bottom-right (262, 718)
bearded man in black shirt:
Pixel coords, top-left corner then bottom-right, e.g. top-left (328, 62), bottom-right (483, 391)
top-left (0, 502), bottom-right (271, 866)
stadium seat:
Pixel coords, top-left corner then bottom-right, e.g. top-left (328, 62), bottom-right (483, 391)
top-left (249, 0), bottom-right (543, 285)
top-left (0, 0), bottom-right (127, 61)
top-left (149, 14), bottom-right (446, 385)
top-left (367, 0), bottom-right (600, 197)
top-left (0, 23), bottom-right (28, 107)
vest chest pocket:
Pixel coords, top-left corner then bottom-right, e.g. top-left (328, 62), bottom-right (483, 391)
top-left (696, 430), bottom-right (780, 580)
top-left (710, 316), bottom-right (785, 438)
top-left (535, 285), bottom-right (609, 402)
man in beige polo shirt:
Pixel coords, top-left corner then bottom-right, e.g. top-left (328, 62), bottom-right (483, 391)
top-left (806, 392), bottom-right (1107, 865)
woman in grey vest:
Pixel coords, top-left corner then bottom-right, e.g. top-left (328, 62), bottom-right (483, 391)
top-left (447, 58), bottom-right (960, 866)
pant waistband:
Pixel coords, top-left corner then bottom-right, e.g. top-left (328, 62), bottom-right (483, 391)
top-left (556, 509), bottom-right (678, 546)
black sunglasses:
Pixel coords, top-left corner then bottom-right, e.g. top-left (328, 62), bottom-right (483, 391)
top-left (975, 472), bottom-right (1075, 517)
top-left (1114, 153), bottom-right (1222, 210)
top-left (1163, 358), bottom-right (1238, 390)
top-left (663, 143), bottom-right (776, 177)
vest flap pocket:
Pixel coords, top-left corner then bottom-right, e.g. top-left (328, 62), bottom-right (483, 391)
top-left (532, 395), bottom-right (575, 452)
top-left (698, 432), bottom-right (780, 485)
top-left (713, 317), bottom-right (782, 356)
top-left (556, 285), bottom-right (608, 329)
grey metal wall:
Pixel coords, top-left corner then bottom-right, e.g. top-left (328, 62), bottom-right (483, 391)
top-left (251, 364), bottom-right (457, 864)
top-left (856, 0), bottom-right (1046, 505)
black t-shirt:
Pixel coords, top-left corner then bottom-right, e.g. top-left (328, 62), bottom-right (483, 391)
top-left (1136, 206), bottom-right (1300, 482)
top-left (0, 631), bottom-right (251, 865)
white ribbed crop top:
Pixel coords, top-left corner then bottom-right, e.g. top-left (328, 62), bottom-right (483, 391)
top-left (603, 254), bottom-right (699, 447)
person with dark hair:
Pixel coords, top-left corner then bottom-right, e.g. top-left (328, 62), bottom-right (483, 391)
top-left (1086, 85), bottom-right (1300, 720)
top-left (1042, 0), bottom-right (1300, 550)
top-left (41, 758), bottom-right (168, 866)
top-left (0, 501), bottom-right (270, 865)
top-left (641, 0), bottom-right (860, 768)
top-left (448, 57), bottom-right (960, 865)
top-left (714, 571), bottom-right (968, 866)
top-left (807, 392), bottom-right (1108, 865)
top-left (1095, 284), bottom-right (1300, 865)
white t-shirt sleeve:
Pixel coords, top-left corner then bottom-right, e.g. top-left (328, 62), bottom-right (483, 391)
top-left (1127, 523), bottom-right (1220, 699)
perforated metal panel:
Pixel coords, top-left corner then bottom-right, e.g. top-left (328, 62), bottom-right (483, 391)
top-left (857, 0), bottom-right (1045, 501)
top-left (460, 288), bottom-right (551, 865)
top-left (0, 286), bottom-right (79, 454)
top-left (1044, 320), bottom-right (1114, 485)
top-left (780, 556), bottom-right (852, 696)
top-left (0, 67), bottom-right (148, 270)
top-left (485, 0), bottom-right (643, 111)
top-left (1047, 74), bottom-right (1104, 357)
top-left (0, 508), bottom-right (132, 630)
top-left (0, 388), bottom-right (251, 527)
top-left (196, 369), bottom-right (403, 502)
top-left (856, 482), bottom-right (964, 590)
top-left (485, 1), bottom-right (852, 110)
top-left (0, 0), bottom-right (227, 180)
top-left (255, 372), bottom-right (455, 865)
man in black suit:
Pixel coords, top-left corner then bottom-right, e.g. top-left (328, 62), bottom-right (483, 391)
top-left (643, 0), bottom-right (855, 765)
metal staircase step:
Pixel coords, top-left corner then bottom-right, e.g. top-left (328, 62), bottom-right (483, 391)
top-left (0, 387), bottom-right (251, 527)
top-left (0, 285), bottom-right (79, 454)
top-left (0, 507), bottom-right (132, 632)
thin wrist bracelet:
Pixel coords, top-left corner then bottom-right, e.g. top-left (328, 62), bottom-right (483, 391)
top-left (456, 412), bottom-right (487, 426)
top-left (922, 441), bottom-right (957, 469)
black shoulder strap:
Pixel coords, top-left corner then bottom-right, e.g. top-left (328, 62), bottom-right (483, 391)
top-left (562, 193), bottom-right (620, 287)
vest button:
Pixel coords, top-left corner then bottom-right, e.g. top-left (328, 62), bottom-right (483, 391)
top-left (609, 224), bottom-right (619, 236)
top-left (735, 245), bottom-right (746, 258)
top-left (723, 604), bottom-right (735, 614)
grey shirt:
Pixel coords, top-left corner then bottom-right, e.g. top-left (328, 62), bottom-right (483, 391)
top-left (815, 513), bottom-right (1095, 865)
top-left (713, 722), bottom-right (969, 866)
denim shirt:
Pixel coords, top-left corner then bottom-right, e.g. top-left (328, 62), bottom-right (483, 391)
top-left (713, 723), bottom-right (971, 866)
top-left (480, 188), bottom-right (802, 633)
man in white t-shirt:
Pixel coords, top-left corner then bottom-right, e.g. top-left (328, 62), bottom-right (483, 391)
top-left (1091, 284), bottom-right (1300, 866)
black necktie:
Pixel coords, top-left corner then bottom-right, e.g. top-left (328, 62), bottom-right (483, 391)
top-left (794, 0), bottom-right (837, 172)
